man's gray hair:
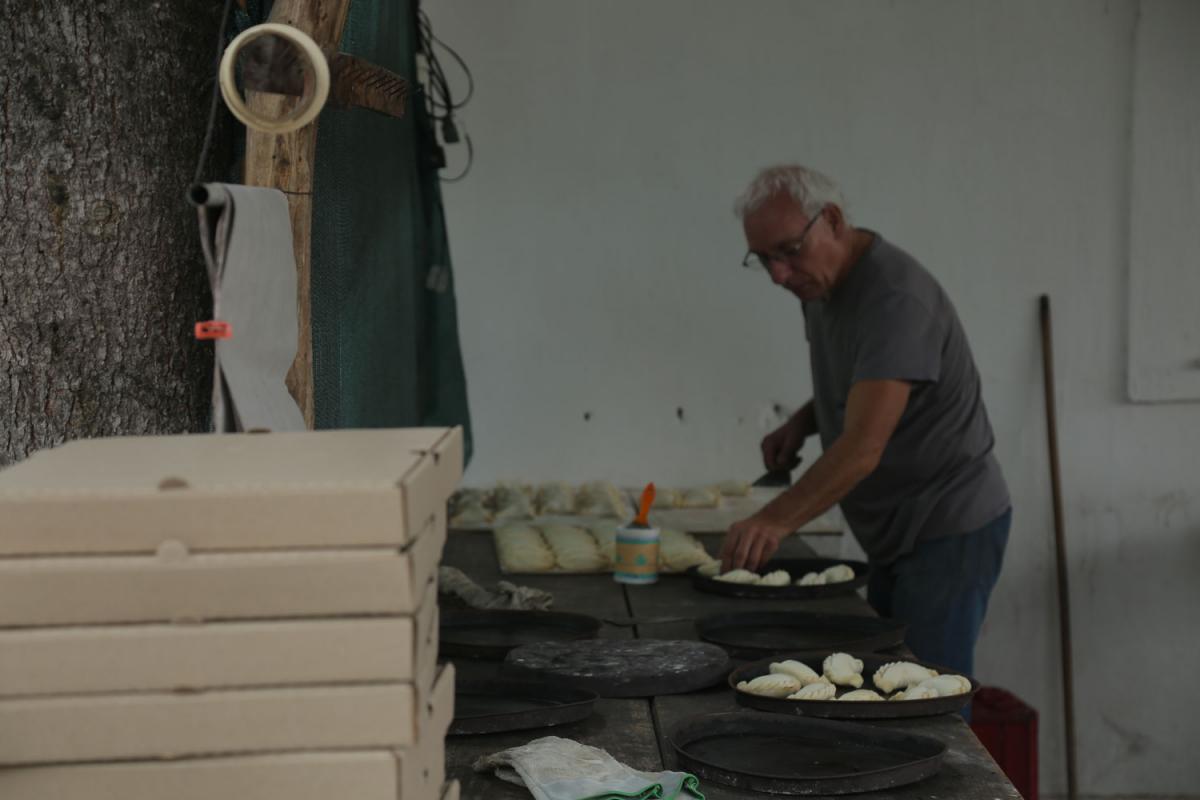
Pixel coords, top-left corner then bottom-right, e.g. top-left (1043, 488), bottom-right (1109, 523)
top-left (734, 165), bottom-right (846, 221)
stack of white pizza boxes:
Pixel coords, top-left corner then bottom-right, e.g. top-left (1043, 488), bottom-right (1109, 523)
top-left (0, 428), bottom-right (462, 800)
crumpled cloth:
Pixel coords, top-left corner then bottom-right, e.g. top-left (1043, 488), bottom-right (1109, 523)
top-left (438, 566), bottom-right (554, 611)
top-left (473, 736), bottom-right (704, 800)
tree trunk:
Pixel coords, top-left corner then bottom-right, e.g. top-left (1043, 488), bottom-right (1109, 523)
top-left (0, 1), bottom-right (228, 466)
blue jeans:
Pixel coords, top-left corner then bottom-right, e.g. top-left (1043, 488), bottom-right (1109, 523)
top-left (867, 508), bottom-right (1011, 681)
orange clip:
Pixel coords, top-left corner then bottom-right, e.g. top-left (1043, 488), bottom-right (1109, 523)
top-left (194, 321), bottom-right (233, 340)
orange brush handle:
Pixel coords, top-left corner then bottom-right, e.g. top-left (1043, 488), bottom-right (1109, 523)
top-left (635, 482), bottom-right (656, 527)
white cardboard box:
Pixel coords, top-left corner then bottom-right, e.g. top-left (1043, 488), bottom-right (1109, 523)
top-left (397, 691), bottom-right (453, 800)
top-left (0, 753), bottom-right (407, 800)
top-left (0, 663), bottom-right (454, 767)
top-left (0, 513), bottom-right (446, 627)
top-left (0, 748), bottom-right (454, 800)
top-left (0, 578), bottom-right (439, 696)
top-left (0, 428), bottom-right (462, 556)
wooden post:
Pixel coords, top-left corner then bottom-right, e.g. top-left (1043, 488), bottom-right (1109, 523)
top-left (242, 0), bottom-right (352, 429)
top-left (1039, 295), bottom-right (1079, 800)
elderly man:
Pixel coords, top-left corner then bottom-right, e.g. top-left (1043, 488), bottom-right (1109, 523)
top-left (720, 165), bottom-right (1011, 677)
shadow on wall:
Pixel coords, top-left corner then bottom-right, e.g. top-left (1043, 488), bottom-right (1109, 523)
top-left (988, 493), bottom-right (1200, 796)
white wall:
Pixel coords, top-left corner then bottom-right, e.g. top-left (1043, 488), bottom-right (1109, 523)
top-left (427, 1), bottom-right (1200, 795)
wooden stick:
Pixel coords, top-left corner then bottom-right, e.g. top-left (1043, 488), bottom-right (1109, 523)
top-left (1039, 294), bottom-right (1078, 800)
top-left (242, 0), bottom-right (352, 429)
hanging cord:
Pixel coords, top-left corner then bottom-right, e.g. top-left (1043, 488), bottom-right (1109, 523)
top-left (440, 123), bottom-right (474, 183)
top-left (194, 0), bottom-right (237, 186)
top-left (417, 8), bottom-right (475, 182)
top-left (418, 10), bottom-right (474, 112)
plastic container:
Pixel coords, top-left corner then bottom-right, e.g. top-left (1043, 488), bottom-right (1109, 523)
top-left (970, 686), bottom-right (1038, 800)
top-left (613, 525), bottom-right (659, 584)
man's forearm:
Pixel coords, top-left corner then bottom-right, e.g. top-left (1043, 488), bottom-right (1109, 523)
top-left (758, 433), bottom-right (879, 532)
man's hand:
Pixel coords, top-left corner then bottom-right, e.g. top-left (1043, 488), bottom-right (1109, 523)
top-left (720, 514), bottom-right (791, 572)
top-left (761, 415), bottom-right (806, 472)
top-left (724, 382), bottom-right (910, 574)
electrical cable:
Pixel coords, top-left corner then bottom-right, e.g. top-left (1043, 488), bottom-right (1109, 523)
top-left (194, 0), bottom-right (237, 186)
top-left (440, 130), bottom-right (474, 183)
top-left (416, 7), bottom-right (475, 181)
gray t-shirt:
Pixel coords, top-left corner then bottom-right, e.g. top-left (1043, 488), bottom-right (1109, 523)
top-left (803, 233), bottom-right (1010, 564)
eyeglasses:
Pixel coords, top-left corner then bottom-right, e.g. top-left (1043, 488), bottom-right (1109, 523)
top-left (741, 208), bottom-right (825, 270)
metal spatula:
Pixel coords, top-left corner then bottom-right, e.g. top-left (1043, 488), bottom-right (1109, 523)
top-left (751, 469), bottom-right (792, 488)
top-left (751, 461), bottom-right (798, 488)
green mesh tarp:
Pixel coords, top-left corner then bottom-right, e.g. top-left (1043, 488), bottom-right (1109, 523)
top-left (308, 0), bottom-right (472, 455)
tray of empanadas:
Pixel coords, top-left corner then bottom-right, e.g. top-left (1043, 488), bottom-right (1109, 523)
top-left (669, 711), bottom-right (945, 795)
top-left (730, 651), bottom-right (979, 719)
top-left (696, 610), bottom-right (906, 659)
top-left (688, 557), bottom-right (869, 599)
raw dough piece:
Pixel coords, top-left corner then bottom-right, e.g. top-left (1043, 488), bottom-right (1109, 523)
top-left (736, 673), bottom-right (802, 698)
top-left (588, 519), bottom-right (619, 566)
top-left (873, 662), bottom-right (939, 693)
top-left (678, 486), bottom-right (720, 509)
top-left (495, 524), bottom-right (555, 572)
top-left (890, 685), bottom-right (940, 701)
top-left (714, 568), bottom-right (759, 584)
top-left (916, 675), bottom-right (971, 697)
top-left (451, 487), bottom-right (488, 507)
top-left (450, 504), bottom-right (489, 526)
top-left (575, 481), bottom-right (629, 518)
top-left (787, 681), bottom-right (837, 701)
top-left (757, 569), bottom-right (792, 587)
top-left (695, 561), bottom-right (721, 578)
top-left (716, 479), bottom-right (752, 497)
top-left (534, 482), bottom-right (576, 515)
top-left (449, 488), bottom-right (491, 526)
top-left (796, 571), bottom-right (827, 586)
top-left (493, 482), bottom-right (535, 522)
top-left (820, 563), bottom-right (855, 584)
top-left (651, 488), bottom-right (682, 509)
top-left (769, 660), bottom-right (822, 686)
top-left (822, 653), bottom-right (865, 688)
top-left (659, 528), bottom-right (717, 572)
top-left (839, 689), bottom-right (885, 702)
top-left (541, 523), bottom-right (607, 571)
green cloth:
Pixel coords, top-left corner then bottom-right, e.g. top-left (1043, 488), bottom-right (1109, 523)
top-left (574, 774), bottom-right (704, 800)
top-left (309, 0), bottom-right (472, 456)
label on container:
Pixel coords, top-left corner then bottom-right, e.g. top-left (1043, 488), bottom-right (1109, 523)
top-left (614, 527), bottom-right (659, 584)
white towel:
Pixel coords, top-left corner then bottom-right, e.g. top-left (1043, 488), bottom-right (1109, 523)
top-left (474, 736), bottom-right (703, 800)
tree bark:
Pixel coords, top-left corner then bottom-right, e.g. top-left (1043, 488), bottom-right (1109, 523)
top-left (0, 1), bottom-right (228, 466)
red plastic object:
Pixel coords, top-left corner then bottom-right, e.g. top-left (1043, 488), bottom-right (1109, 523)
top-left (971, 686), bottom-right (1038, 800)
top-left (194, 321), bottom-right (232, 340)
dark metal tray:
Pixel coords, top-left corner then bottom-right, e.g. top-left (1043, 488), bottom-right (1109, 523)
top-left (669, 711), bottom-right (946, 795)
top-left (449, 678), bottom-right (598, 735)
top-left (689, 558), bottom-right (870, 600)
top-left (729, 651), bottom-right (978, 719)
top-left (503, 638), bottom-right (731, 698)
top-left (439, 610), bottom-right (601, 660)
top-left (696, 611), bottom-right (906, 659)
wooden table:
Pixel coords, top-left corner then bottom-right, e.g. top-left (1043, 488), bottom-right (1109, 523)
top-left (442, 531), bottom-right (1020, 800)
